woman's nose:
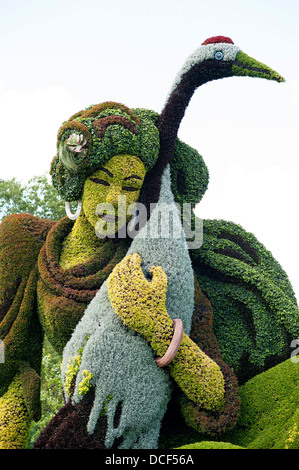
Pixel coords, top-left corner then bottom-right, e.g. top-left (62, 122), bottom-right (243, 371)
top-left (106, 185), bottom-right (121, 205)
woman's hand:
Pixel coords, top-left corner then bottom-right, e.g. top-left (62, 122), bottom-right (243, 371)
top-left (107, 253), bottom-right (174, 356)
top-left (108, 252), bottom-right (226, 413)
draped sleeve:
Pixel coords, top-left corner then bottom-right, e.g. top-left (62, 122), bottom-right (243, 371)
top-left (174, 273), bottom-right (241, 436)
top-left (0, 213), bottom-right (54, 420)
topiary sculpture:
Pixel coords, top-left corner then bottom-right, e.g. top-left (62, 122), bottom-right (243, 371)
top-left (0, 36), bottom-right (298, 450)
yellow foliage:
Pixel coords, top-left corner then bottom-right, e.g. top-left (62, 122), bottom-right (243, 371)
top-left (108, 253), bottom-right (225, 412)
top-left (285, 423), bottom-right (299, 449)
top-left (65, 354), bottom-right (81, 397)
top-left (60, 154), bottom-right (146, 269)
top-left (77, 370), bottom-right (94, 396)
top-left (0, 373), bottom-right (31, 449)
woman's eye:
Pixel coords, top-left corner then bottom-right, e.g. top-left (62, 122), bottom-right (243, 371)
top-left (90, 178), bottom-right (110, 186)
top-left (215, 51), bottom-right (224, 61)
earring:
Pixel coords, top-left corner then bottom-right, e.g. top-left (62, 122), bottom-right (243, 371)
top-left (65, 200), bottom-right (82, 220)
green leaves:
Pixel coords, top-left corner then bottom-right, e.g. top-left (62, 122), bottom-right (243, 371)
top-left (191, 218), bottom-right (299, 382)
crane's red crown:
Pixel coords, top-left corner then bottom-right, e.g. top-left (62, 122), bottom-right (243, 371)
top-left (202, 36), bottom-right (234, 45)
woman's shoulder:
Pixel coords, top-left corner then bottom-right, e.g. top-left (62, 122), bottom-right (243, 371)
top-left (0, 213), bottom-right (55, 243)
top-left (0, 213), bottom-right (56, 279)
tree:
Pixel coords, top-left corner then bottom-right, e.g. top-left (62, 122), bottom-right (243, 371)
top-left (0, 174), bottom-right (65, 222)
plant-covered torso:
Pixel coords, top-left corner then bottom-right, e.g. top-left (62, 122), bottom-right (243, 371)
top-left (1, 37), bottom-right (299, 450)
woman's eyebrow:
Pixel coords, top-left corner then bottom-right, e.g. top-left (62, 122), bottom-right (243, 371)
top-left (99, 168), bottom-right (114, 178)
top-left (123, 174), bottom-right (142, 181)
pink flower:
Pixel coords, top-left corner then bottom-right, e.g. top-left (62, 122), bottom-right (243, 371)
top-left (66, 133), bottom-right (87, 153)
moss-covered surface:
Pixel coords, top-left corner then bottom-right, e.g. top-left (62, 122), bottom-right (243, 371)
top-left (2, 214), bottom-right (298, 450)
top-left (191, 218), bottom-right (299, 384)
top-left (0, 373), bottom-right (31, 449)
top-left (176, 358), bottom-right (299, 449)
top-left (177, 441), bottom-right (244, 449)
top-left (222, 358), bottom-right (299, 449)
top-left (0, 214), bottom-right (51, 426)
top-left (59, 212), bottom-right (105, 270)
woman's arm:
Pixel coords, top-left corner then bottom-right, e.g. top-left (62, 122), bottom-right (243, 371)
top-left (107, 253), bottom-right (226, 413)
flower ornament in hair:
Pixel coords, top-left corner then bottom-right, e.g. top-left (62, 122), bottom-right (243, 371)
top-left (65, 133), bottom-right (87, 154)
top-left (59, 133), bottom-right (88, 171)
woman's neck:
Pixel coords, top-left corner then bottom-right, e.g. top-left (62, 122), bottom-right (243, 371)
top-left (60, 212), bottom-right (106, 269)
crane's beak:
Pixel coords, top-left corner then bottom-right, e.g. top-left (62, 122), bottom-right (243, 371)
top-left (232, 51), bottom-right (285, 83)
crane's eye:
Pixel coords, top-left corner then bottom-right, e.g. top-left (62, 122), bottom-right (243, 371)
top-left (215, 51), bottom-right (224, 61)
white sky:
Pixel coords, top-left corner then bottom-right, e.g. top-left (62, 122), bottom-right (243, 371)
top-left (1, 0), bottom-right (299, 299)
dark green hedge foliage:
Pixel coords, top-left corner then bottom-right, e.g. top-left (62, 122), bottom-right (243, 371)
top-left (190, 218), bottom-right (299, 384)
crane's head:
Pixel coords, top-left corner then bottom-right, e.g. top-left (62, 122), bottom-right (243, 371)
top-left (154, 36), bottom-right (285, 207)
top-left (170, 36), bottom-right (285, 93)
top-left (201, 36), bottom-right (284, 82)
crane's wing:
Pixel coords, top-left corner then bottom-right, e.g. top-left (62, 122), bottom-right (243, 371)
top-left (190, 217), bottom-right (299, 384)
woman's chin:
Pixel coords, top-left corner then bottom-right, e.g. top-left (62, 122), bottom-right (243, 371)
top-left (94, 221), bottom-right (126, 239)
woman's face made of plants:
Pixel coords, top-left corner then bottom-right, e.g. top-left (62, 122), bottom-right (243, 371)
top-left (82, 154), bottom-right (146, 238)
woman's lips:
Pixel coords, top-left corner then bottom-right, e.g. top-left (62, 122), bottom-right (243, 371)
top-left (98, 214), bottom-right (118, 223)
